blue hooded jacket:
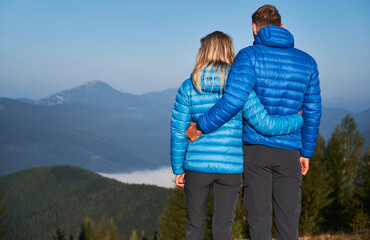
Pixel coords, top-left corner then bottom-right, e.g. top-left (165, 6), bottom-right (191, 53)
top-left (171, 65), bottom-right (303, 175)
top-left (197, 26), bottom-right (322, 158)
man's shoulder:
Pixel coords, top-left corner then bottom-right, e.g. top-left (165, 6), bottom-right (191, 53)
top-left (291, 47), bottom-right (317, 67)
top-left (238, 45), bottom-right (257, 56)
top-left (233, 46), bottom-right (258, 65)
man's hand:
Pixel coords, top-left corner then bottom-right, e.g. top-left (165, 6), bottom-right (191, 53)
top-left (175, 173), bottom-right (185, 188)
top-left (186, 122), bottom-right (202, 142)
top-left (300, 157), bottom-right (309, 175)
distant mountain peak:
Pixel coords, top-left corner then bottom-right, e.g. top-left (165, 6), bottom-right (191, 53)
top-left (36, 80), bottom-right (117, 106)
top-left (70, 80), bottom-right (114, 93)
top-left (86, 79), bottom-right (103, 85)
top-left (80, 80), bottom-right (110, 90)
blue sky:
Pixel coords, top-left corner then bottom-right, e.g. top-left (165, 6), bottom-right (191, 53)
top-left (0, 0), bottom-right (369, 102)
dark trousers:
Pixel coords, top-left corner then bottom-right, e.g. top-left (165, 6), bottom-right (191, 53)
top-left (243, 145), bottom-right (302, 240)
top-left (184, 171), bottom-right (242, 240)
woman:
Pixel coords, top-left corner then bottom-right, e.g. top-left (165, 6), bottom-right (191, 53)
top-left (170, 31), bottom-right (302, 240)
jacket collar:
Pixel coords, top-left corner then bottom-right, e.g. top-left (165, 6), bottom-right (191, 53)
top-left (200, 65), bottom-right (228, 93)
top-left (253, 26), bottom-right (294, 48)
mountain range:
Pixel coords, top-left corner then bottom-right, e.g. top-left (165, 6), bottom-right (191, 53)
top-left (0, 80), bottom-right (369, 176)
top-left (0, 81), bottom-right (176, 175)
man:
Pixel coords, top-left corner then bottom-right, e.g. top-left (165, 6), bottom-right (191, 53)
top-left (186, 5), bottom-right (321, 240)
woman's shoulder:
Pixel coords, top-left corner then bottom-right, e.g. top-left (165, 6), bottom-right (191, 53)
top-left (182, 78), bottom-right (193, 89)
top-left (177, 78), bottom-right (195, 94)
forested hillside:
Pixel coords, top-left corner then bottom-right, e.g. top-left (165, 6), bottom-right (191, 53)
top-left (0, 166), bottom-right (170, 240)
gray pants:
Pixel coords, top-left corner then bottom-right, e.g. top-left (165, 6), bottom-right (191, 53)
top-left (184, 171), bottom-right (242, 240)
top-left (243, 145), bottom-right (302, 240)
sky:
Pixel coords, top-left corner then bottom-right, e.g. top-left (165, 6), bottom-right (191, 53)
top-left (0, 0), bottom-right (369, 102)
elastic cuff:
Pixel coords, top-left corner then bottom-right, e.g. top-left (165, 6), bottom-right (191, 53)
top-left (197, 118), bottom-right (211, 134)
top-left (195, 122), bottom-right (203, 133)
top-left (299, 149), bottom-right (313, 158)
top-left (173, 169), bottom-right (185, 175)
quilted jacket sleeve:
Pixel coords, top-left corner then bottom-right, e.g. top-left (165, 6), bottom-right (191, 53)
top-left (197, 49), bottom-right (255, 133)
top-left (300, 62), bottom-right (322, 158)
top-left (243, 91), bottom-right (303, 136)
top-left (170, 81), bottom-right (192, 175)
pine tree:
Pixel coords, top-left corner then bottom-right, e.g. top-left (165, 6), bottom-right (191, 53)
top-left (349, 206), bottom-right (370, 233)
top-left (98, 218), bottom-right (107, 240)
top-left (158, 188), bottom-right (187, 240)
top-left (324, 114), bottom-right (364, 231)
top-left (79, 217), bottom-right (97, 240)
top-left (129, 230), bottom-right (138, 240)
top-left (338, 115), bottom-right (364, 186)
top-left (106, 218), bottom-right (119, 240)
top-left (140, 230), bottom-right (148, 240)
top-left (299, 134), bottom-right (332, 235)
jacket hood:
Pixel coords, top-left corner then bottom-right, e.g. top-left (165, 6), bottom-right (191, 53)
top-left (199, 65), bottom-right (228, 93)
top-left (254, 26), bottom-right (294, 48)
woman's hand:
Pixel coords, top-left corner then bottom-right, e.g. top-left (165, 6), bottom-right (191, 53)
top-left (175, 173), bottom-right (185, 188)
top-left (300, 157), bottom-right (309, 175)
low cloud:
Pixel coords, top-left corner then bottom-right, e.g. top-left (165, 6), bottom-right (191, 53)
top-left (99, 167), bottom-right (175, 188)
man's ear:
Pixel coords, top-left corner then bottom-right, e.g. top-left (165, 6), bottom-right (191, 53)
top-left (280, 24), bottom-right (284, 28)
top-left (252, 23), bottom-right (259, 35)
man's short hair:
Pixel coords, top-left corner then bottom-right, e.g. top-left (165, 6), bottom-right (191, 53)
top-left (252, 5), bottom-right (281, 29)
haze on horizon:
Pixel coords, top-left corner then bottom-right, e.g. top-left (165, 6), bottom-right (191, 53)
top-left (0, 0), bottom-right (369, 102)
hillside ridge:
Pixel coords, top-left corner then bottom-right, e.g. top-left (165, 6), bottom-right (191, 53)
top-left (0, 165), bottom-right (170, 240)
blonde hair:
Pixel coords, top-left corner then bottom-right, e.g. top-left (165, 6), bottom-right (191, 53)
top-left (192, 31), bottom-right (235, 92)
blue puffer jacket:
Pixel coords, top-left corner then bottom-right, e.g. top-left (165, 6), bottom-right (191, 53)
top-left (197, 26), bottom-right (322, 158)
top-left (171, 66), bottom-right (303, 175)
